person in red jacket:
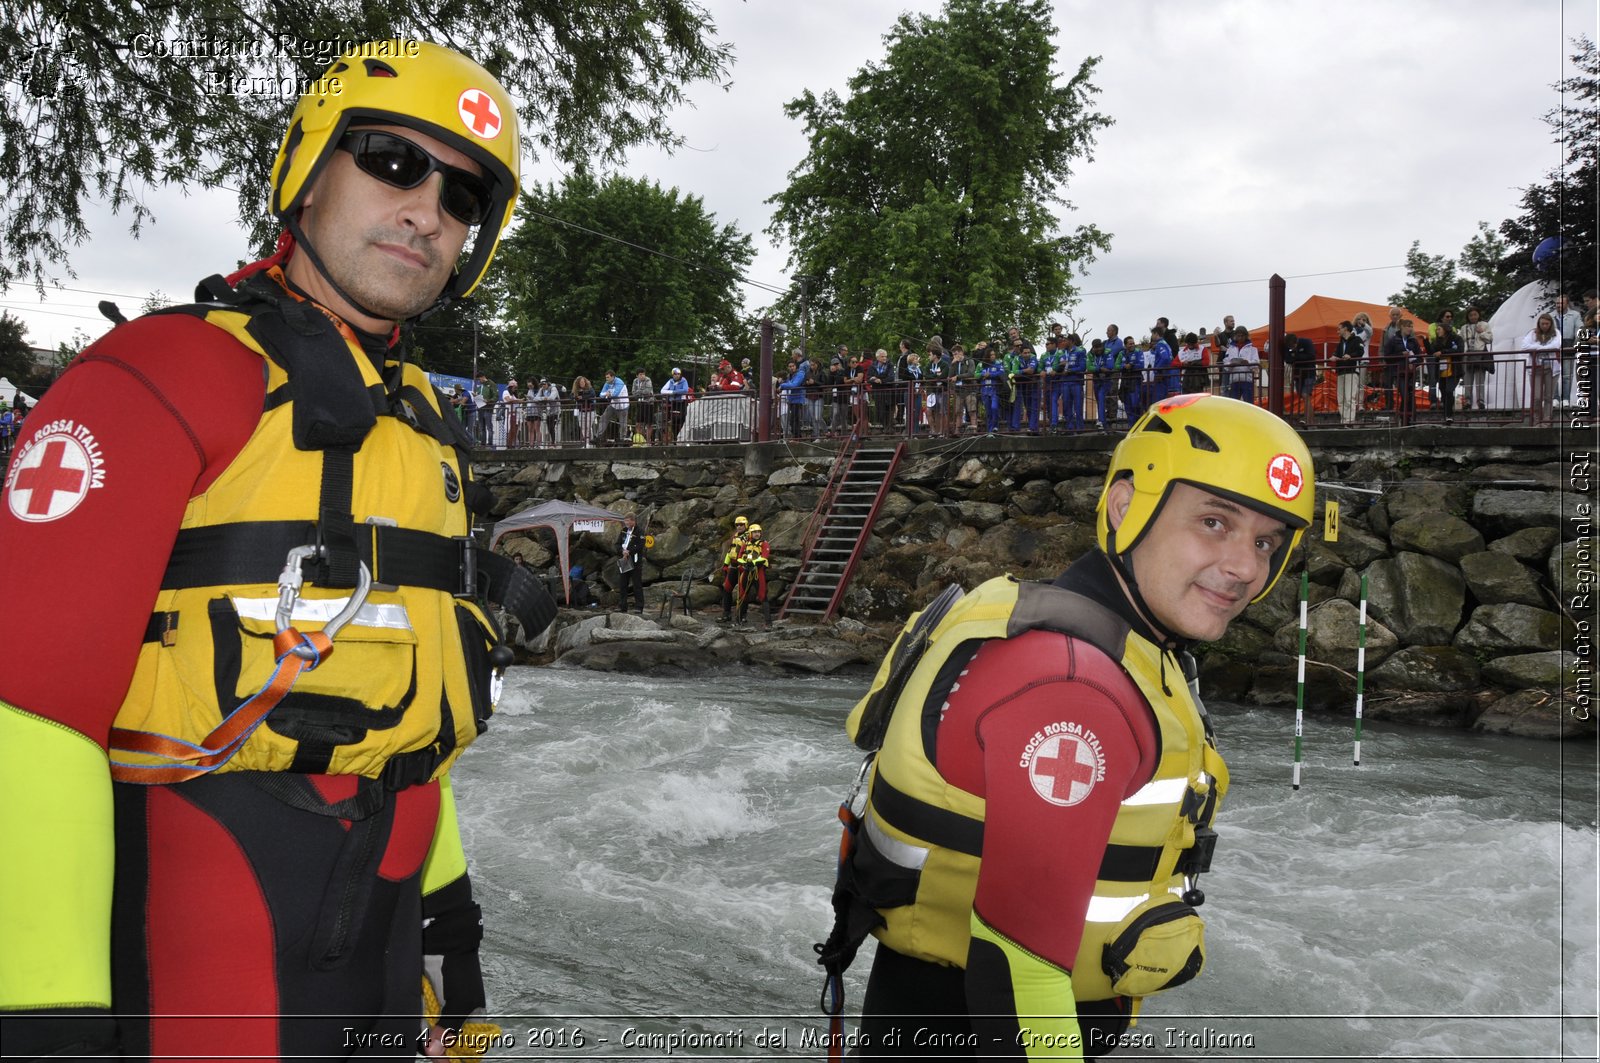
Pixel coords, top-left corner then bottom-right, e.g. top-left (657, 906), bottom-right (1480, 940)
top-left (0, 42), bottom-right (554, 1061)
top-left (712, 358), bottom-right (746, 392)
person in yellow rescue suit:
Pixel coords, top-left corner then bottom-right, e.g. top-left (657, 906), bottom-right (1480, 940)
top-left (816, 394), bottom-right (1315, 1059)
top-left (715, 515), bottom-right (749, 623)
top-left (0, 42), bottom-right (557, 1061)
top-left (736, 523), bottom-right (772, 626)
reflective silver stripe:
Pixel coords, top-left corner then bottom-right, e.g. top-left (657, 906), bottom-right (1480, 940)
top-left (1121, 777), bottom-right (1188, 807)
top-left (233, 596), bottom-right (414, 632)
top-left (1084, 885), bottom-right (1187, 924)
top-left (864, 808), bottom-right (930, 871)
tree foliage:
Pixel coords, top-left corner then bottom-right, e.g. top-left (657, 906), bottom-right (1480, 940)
top-left (0, 313), bottom-right (34, 385)
top-left (1, 1), bottom-right (732, 289)
top-left (1391, 221), bottom-right (1519, 320)
top-left (765, 0), bottom-right (1110, 352)
top-left (492, 173), bottom-right (755, 385)
top-left (1497, 35), bottom-right (1598, 299)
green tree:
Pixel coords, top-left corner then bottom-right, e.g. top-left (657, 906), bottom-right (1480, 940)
top-left (1390, 240), bottom-right (1476, 322)
top-left (1497, 36), bottom-right (1598, 300)
top-left (2, 1), bottom-right (732, 289)
top-left (0, 313), bottom-right (34, 384)
top-left (494, 173), bottom-right (755, 384)
top-left (1456, 221), bottom-right (1518, 315)
top-left (766, 0), bottom-right (1110, 351)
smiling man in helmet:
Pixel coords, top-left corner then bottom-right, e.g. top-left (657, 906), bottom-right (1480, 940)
top-left (821, 394), bottom-right (1314, 1059)
top-left (0, 42), bottom-right (551, 1061)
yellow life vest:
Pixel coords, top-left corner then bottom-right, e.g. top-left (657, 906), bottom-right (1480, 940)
top-left (109, 287), bottom-right (503, 785)
top-left (842, 576), bottom-right (1229, 1006)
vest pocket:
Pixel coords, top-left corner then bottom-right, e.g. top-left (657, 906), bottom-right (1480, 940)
top-left (1100, 897), bottom-right (1206, 998)
top-left (219, 593), bottom-right (420, 748)
top-left (849, 811), bottom-right (925, 909)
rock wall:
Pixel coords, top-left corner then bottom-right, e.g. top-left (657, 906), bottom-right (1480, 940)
top-left (475, 434), bottom-right (1595, 740)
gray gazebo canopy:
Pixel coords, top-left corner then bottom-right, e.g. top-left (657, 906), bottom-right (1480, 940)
top-left (490, 498), bottom-right (627, 605)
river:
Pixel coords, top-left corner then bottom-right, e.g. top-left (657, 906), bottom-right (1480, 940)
top-left (448, 665), bottom-right (1598, 1062)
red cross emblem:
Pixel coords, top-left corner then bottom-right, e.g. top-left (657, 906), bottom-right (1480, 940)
top-left (8, 435), bottom-right (91, 522)
top-left (457, 89), bottom-right (502, 140)
top-left (1267, 453), bottom-right (1304, 501)
top-left (1028, 732), bottom-right (1102, 807)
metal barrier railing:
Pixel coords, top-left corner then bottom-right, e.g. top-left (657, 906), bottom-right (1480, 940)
top-left (465, 348), bottom-right (1586, 449)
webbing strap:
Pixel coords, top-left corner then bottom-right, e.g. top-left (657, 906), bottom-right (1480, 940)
top-left (109, 629), bottom-right (333, 784)
top-left (319, 448), bottom-right (360, 589)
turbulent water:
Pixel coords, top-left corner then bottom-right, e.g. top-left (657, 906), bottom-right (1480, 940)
top-left (449, 665), bottom-right (1598, 1062)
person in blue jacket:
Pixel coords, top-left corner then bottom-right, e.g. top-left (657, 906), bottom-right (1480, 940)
top-left (1061, 332), bottom-right (1087, 432)
top-left (979, 348), bottom-right (1007, 434)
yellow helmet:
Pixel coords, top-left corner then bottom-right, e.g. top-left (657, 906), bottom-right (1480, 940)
top-left (270, 41), bottom-right (520, 301)
top-left (746, 524), bottom-right (763, 538)
top-left (1095, 393), bottom-right (1314, 602)
top-left (734, 515), bottom-right (748, 527)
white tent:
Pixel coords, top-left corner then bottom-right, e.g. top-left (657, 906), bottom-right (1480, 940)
top-left (1483, 279), bottom-right (1556, 410)
top-left (0, 377), bottom-right (36, 409)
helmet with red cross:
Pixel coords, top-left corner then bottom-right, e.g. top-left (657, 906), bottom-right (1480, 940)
top-left (269, 41), bottom-right (520, 301)
top-left (1095, 393), bottom-right (1315, 602)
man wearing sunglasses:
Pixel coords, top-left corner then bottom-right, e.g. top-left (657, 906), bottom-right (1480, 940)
top-left (0, 42), bottom-right (547, 1062)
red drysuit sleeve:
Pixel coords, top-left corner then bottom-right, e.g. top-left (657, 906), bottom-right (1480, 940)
top-left (0, 314), bottom-right (263, 744)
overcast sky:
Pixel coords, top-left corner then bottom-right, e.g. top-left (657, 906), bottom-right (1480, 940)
top-left (5, 0), bottom-right (1595, 359)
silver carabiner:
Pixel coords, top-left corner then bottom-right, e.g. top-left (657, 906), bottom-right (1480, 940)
top-left (843, 751), bottom-right (876, 816)
top-left (275, 545), bottom-right (374, 659)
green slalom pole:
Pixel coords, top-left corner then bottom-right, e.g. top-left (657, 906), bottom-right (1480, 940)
top-left (1292, 571), bottom-right (1307, 791)
top-left (1354, 574), bottom-right (1368, 766)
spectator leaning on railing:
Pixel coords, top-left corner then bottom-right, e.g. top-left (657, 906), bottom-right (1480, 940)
top-left (1334, 320), bottom-right (1365, 426)
top-left (1459, 307), bottom-right (1494, 413)
top-left (1223, 327), bottom-right (1258, 405)
top-left (1523, 312), bottom-right (1562, 426)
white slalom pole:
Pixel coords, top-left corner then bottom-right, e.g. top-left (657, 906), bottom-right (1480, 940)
top-left (1292, 572), bottom-right (1307, 791)
top-left (1354, 574), bottom-right (1368, 766)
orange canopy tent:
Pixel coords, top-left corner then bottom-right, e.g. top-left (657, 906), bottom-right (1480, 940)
top-left (1245, 295), bottom-right (1433, 416)
top-left (1247, 295), bottom-right (1431, 356)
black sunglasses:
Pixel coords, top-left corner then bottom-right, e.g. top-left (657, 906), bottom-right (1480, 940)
top-left (336, 130), bottom-right (493, 226)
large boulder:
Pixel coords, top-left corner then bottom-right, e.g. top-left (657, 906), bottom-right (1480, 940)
top-left (953, 500), bottom-right (1008, 529)
top-left (978, 522), bottom-right (1041, 567)
top-left (952, 458), bottom-right (996, 487)
top-left (1383, 481), bottom-right (1469, 525)
top-left (1453, 603), bottom-right (1570, 656)
top-left (1473, 689), bottom-right (1586, 740)
top-left (1367, 646), bottom-right (1483, 693)
top-left (1387, 513), bottom-right (1485, 564)
top-left (1053, 476), bottom-right (1104, 520)
top-left (644, 526), bottom-right (696, 567)
top-left (1488, 527), bottom-right (1561, 565)
top-left (1459, 552), bottom-right (1546, 608)
top-left (1009, 479), bottom-right (1057, 517)
top-left (1272, 597), bottom-right (1400, 668)
top-left (1363, 552), bottom-right (1466, 644)
top-left (1305, 525), bottom-right (1395, 582)
top-left (895, 502), bottom-right (957, 545)
top-left (1482, 651), bottom-right (1570, 691)
top-left (1549, 539), bottom-right (1595, 602)
top-left (1471, 489), bottom-right (1562, 539)
top-left (1243, 569), bottom-right (1337, 634)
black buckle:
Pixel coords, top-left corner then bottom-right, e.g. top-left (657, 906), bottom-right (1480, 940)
top-left (381, 749), bottom-right (440, 792)
top-left (1180, 786), bottom-right (1207, 822)
top-left (1176, 826), bottom-right (1218, 877)
top-left (455, 535), bottom-right (477, 599)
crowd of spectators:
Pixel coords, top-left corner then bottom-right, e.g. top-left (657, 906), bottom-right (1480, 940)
top-left (0, 399), bottom-right (30, 462)
top-left (458, 289), bottom-right (1596, 447)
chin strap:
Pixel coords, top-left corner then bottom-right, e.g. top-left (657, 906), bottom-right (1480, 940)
top-left (1104, 534), bottom-right (1182, 696)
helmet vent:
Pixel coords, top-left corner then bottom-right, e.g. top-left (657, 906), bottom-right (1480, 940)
top-left (364, 59), bottom-right (398, 77)
top-left (1145, 415), bottom-right (1173, 434)
top-left (1185, 425), bottom-right (1220, 453)
top-left (329, 61), bottom-right (350, 75)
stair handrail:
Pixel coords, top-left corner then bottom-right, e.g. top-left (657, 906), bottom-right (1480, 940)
top-left (819, 440), bottom-right (906, 621)
top-left (779, 433), bottom-right (862, 620)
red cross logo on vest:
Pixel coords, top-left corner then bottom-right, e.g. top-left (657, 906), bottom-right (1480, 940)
top-left (8, 435), bottom-right (92, 522)
top-left (457, 89), bottom-right (502, 140)
top-left (1266, 453), bottom-right (1304, 501)
top-left (1028, 731), bottom-right (1103, 807)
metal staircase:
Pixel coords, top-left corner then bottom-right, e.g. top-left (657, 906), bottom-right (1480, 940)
top-left (779, 440), bottom-right (905, 622)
